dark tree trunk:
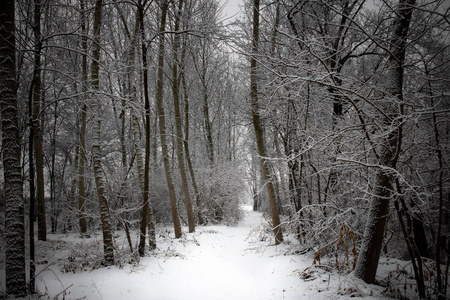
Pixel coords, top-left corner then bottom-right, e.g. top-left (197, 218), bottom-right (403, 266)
top-left (0, 0), bottom-right (27, 296)
top-left (171, 0), bottom-right (195, 233)
top-left (250, 0), bottom-right (283, 245)
top-left (354, 0), bottom-right (415, 284)
top-left (181, 37), bottom-right (203, 225)
top-left (31, 0), bottom-right (47, 242)
top-left (78, 0), bottom-right (88, 235)
top-left (138, 0), bottom-right (157, 255)
top-left (155, 0), bottom-right (182, 238)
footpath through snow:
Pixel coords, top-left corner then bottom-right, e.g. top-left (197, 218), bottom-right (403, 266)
top-left (35, 205), bottom-right (392, 300)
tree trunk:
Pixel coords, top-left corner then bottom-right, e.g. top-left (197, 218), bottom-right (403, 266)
top-left (181, 37), bottom-right (203, 225)
top-left (133, 108), bottom-right (152, 255)
top-left (156, 0), bottom-right (182, 238)
top-left (77, 102), bottom-right (88, 235)
top-left (0, 0), bottom-right (27, 295)
top-left (394, 180), bottom-right (426, 299)
top-left (432, 95), bottom-right (446, 299)
top-left (250, 0), bottom-right (283, 245)
top-left (90, 0), bottom-right (115, 266)
top-left (28, 84), bottom-right (36, 294)
top-left (250, 150), bottom-right (259, 212)
top-left (171, 0), bottom-right (195, 233)
top-left (77, 0), bottom-right (88, 235)
top-left (201, 53), bottom-right (215, 166)
top-left (354, 0), bottom-right (415, 284)
top-left (137, 0), bottom-right (157, 256)
top-left (31, 0), bottom-right (47, 242)
top-left (49, 105), bottom-right (57, 233)
top-left (27, 0), bottom-right (44, 292)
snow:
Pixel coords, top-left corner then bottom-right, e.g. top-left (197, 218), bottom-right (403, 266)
top-left (4, 206), bottom-right (396, 299)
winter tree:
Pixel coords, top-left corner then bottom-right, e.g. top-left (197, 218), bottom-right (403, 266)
top-left (0, 0), bottom-right (27, 296)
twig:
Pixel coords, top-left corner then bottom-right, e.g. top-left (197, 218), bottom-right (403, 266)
top-left (52, 283), bottom-right (73, 300)
top-left (35, 261), bottom-right (57, 278)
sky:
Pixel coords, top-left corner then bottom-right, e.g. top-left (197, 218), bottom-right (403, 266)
top-left (222, 0), bottom-right (244, 20)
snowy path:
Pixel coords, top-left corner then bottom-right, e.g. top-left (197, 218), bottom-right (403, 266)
top-left (36, 206), bottom-right (389, 300)
top-left (36, 206), bottom-right (312, 300)
top-left (133, 206), bottom-right (307, 300)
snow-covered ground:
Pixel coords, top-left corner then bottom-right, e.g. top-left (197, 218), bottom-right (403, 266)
top-left (7, 206), bottom-right (402, 299)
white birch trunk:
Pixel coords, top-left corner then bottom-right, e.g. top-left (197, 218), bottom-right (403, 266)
top-left (90, 0), bottom-right (115, 266)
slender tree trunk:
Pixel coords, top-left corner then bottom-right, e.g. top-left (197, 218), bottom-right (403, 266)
top-left (120, 102), bottom-right (127, 172)
top-left (78, 0), bottom-right (88, 235)
top-left (132, 109), bottom-right (149, 253)
top-left (424, 63), bottom-right (447, 298)
top-left (433, 96), bottom-right (446, 299)
top-left (156, 0), bottom-right (182, 238)
top-left (171, 0), bottom-right (195, 233)
top-left (326, 1), bottom-right (354, 205)
top-left (90, 0), bottom-right (115, 266)
top-left (27, 0), bottom-right (45, 292)
top-left (111, 0), bottom-right (141, 254)
top-left (200, 54), bottom-right (215, 166)
top-left (250, 0), bottom-right (283, 244)
top-left (138, 0), bottom-right (156, 255)
top-left (394, 180), bottom-right (426, 299)
top-left (250, 150), bottom-right (259, 212)
top-left (31, 0), bottom-right (47, 242)
top-left (181, 37), bottom-right (203, 225)
top-left (50, 106), bottom-right (57, 232)
top-left (78, 103), bottom-right (88, 234)
top-left (0, 0), bottom-right (27, 295)
top-left (27, 97), bottom-right (36, 294)
top-left (116, 0), bottom-right (152, 254)
top-left (27, 1), bottom-right (42, 292)
top-left (354, 0), bottom-right (415, 284)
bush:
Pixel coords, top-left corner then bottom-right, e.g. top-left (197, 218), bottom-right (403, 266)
top-left (196, 162), bottom-right (246, 225)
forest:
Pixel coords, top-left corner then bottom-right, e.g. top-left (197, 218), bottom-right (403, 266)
top-left (0, 0), bottom-right (449, 299)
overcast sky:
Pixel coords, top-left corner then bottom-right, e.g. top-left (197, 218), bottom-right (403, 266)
top-left (222, 0), bottom-right (243, 20)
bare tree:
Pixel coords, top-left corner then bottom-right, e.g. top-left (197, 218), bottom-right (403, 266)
top-left (354, 0), bottom-right (415, 284)
top-left (0, 0), bottom-right (27, 296)
top-left (156, 0), bottom-right (182, 238)
top-left (138, 0), bottom-right (157, 255)
top-left (77, 0), bottom-right (88, 235)
top-left (171, 0), bottom-right (195, 233)
top-left (181, 33), bottom-right (203, 225)
top-left (30, 0), bottom-right (47, 242)
top-left (90, 0), bottom-right (115, 266)
top-left (250, 0), bottom-right (283, 244)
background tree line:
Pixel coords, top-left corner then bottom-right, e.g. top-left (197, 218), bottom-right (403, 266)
top-left (0, 0), bottom-right (448, 299)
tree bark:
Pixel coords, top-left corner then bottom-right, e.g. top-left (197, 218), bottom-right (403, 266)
top-left (28, 82), bottom-right (36, 294)
top-left (27, 0), bottom-right (44, 292)
top-left (394, 180), bottom-right (426, 299)
top-left (181, 36), bottom-right (203, 225)
top-left (137, 0), bottom-right (157, 256)
top-left (201, 52), bottom-right (215, 166)
top-left (0, 0), bottom-right (27, 295)
top-left (156, 0), bottom-right (182, 238)
top-left (90, 0), bottom-right (115, 266)
top-left (250, 0), bottom-right (283, 244)
top-left (354, 0), bottom-right (415, 284)
top-left (171, 0), bottom-right (195, 233)
top-left (31, 0), bottom-right (47, 242)
top-left (77, 0), bottom-right (88, 235)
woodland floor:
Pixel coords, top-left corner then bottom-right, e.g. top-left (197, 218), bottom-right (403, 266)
top-left (1, 206), bottom-right (415, 299)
